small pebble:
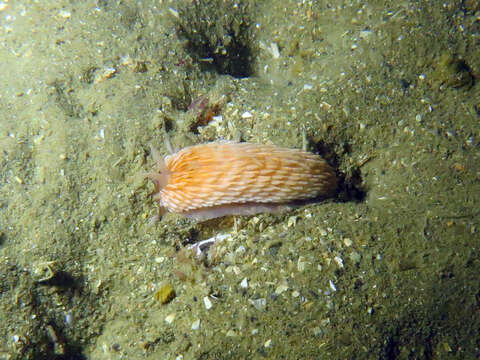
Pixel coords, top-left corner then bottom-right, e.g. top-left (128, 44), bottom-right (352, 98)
top-left (154, 283), bottom-right (176, 304)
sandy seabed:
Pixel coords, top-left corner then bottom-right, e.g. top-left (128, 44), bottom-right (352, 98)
top-left (0, 1), bottom-right (479, 359)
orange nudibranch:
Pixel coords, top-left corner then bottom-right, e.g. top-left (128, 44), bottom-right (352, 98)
top-left (147, 142), bottom-right (337, 221)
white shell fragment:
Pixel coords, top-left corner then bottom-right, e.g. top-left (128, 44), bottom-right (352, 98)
top-left (334, 256), bottom-right (344, 268)
top-left (240, 277), bottom-right (248, 289)
top-left (191, 319), bottom-right (200, 330)
top-left (250, 298), bottom-right (266, 310)
top-left (269, 42), bottom-right (280, 58)
top-left (168, 7), bottom-right (179, 18)
top-left (188, 233), bottom-right (230, 257)
top-left (275, 282), bottom-right (289, 295)
top-left (241, 111), bottom-right (253, 119)
top-left (165, 313), bottom-right (176, 324)
top-left (203, 296), bottom-right (213, 310)
top-left (329, 280), bottom-right (337, 292)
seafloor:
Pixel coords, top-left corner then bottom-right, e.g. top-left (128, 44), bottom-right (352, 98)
top-left (0, 1), bottom-right (479, 359)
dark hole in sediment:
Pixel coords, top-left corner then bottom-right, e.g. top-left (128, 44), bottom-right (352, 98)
top-left (175, 0), bottom-right (255, 78)
top-left (314, 140), bottom-right (367, 203)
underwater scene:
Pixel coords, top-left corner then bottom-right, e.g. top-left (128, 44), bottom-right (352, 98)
top-left (0, 0), bottom-right (479, 359)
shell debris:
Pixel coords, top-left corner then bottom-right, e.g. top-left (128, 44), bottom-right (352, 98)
top-left (203, 296), bottom-right (213, 310)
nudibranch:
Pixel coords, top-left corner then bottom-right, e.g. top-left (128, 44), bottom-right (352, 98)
top-left (147, 142), bottom-right (337, 221)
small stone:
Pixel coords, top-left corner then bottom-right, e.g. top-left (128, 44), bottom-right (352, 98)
top-left (154, 283), bottom-right (176, 304)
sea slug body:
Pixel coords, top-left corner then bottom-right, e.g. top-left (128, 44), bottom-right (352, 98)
top-left (147, 142), bottom-right (337, 221)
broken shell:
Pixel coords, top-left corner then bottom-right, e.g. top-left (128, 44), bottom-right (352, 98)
top-left (31, 261), bottom-right (58, 282)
